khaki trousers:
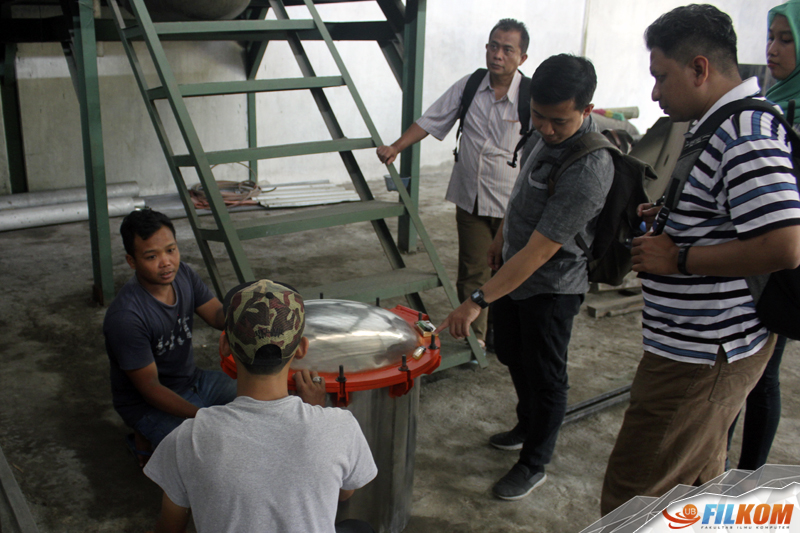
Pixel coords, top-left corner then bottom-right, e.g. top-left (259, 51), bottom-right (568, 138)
top-left (455, 205), bottom-right (502, 341)
top-left (600, 334), bottom-right (776, 515)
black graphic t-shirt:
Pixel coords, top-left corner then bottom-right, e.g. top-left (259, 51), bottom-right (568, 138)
top-left (104, 262), bottom-right (213, 426)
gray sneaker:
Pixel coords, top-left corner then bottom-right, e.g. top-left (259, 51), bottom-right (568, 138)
top-left (489, 428), bottom-right (526, 450)
top-left (492, 463), bottom-right (547, 501)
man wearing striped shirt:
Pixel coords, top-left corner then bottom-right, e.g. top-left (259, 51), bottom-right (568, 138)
top-left (601, 4), bottom-right (800, 514)
top-left (376, 19), bottom-right (529, 346)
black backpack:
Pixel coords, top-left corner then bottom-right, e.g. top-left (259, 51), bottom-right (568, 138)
top-left (546, 131), bottom-right (658, 286)
top-left (453, 68), bottom-right (531, 162)
top-left (661, 97), bottom-right (800, 340)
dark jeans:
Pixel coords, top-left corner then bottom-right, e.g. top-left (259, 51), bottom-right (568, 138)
top-left (727, 335), bottom-right (785, 470)
top-left (133, 369), bottom-right (237, 447)
top-left (493, 293), bottom-right (583, 468)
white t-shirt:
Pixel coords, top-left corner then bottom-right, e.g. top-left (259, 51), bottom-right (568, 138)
top-left (144, 395), bottom-right (377, 533)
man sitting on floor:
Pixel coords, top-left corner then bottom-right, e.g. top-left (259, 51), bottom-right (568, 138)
top-left (144, 279), bottom-right (377, 533)
top-left (104, 209), bottom-right (236, 456)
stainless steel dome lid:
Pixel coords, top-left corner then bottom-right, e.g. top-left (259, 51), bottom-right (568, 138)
top-left (290, 299), bottom-right (420, 374)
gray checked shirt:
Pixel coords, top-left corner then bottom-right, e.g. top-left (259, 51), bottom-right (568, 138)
top-left (503, 116), bottom-right (615, 298)
top-left (416, 70), bottom-right (526, 217)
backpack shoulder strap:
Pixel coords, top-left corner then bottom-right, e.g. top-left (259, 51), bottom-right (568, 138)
top-left (663, 97), bottom-right (794, 211)
top-left (543, 131), bottom-right (617, 261)
top-left (506, 72), bottom-right (533, 169)
top-left (517, 73), bottom-right (531, 136)
top-left (453, 68), bottom-right (488, 162)
top-left (547, 132), bottom-right (617, 196)
top-left (733, 98), bottom-right (800, 149)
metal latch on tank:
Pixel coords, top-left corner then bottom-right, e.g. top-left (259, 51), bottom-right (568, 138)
top-left (329, 330), bottom-right (440, 407)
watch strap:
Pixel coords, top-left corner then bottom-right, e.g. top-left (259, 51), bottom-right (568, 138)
top-left (677, 247), bottom-right (691, 276)
top-left (470, 289), bottom-right (489, 309)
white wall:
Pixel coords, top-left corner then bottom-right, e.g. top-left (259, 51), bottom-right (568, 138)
top-left (411, 0), bottom-right (784, 168)
top-left (13, 40), bottom-right (250, 195)
top-left (0, 0), bottom-right (787, 195)
top-left (588, 0), bottom-right (782, 134)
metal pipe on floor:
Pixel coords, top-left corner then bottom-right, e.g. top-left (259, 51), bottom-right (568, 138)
top-left (0, 182), bottom-right (140, 211)
top-left (0, 197), bottom-right (145, 232)
top-left (562, 384), bottom-right (632, 426)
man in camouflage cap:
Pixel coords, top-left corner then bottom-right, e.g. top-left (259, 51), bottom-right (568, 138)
top-left (225, 279), bottom-right (307, 372)
top-left (143, 280), bottom-right (378, 533)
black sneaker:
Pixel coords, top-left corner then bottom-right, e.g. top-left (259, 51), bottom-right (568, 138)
top-left (492, 463), bottom-right (547, 501)
top-left (489, 428), bottom-right (526, 450)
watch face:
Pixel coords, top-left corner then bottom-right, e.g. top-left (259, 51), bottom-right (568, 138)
top-left (470, 289), bottom-right (487, 308)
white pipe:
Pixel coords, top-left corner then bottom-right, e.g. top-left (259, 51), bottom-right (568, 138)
top-left (0, 197), bottom-right (146, 232)
top-left (0, 182), bottom-right (140, 211)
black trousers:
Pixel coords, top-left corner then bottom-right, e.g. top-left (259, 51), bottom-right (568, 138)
top-left (335, 519), bottom-right (375, 533)
top-left (493, 292), bottom-right (583, 468)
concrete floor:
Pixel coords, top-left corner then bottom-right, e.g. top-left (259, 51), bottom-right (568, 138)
top-left (1, 171), bottom-right (799, 532)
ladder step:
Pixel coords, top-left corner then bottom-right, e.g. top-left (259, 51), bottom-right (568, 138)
top-left (174, 138), bottom-right (376, 167)
top-left (198, 200), bottom-right (406, 241)
top-left (299, 269), bottom-right (443, 303)
top-left (116, 20), bottom-right (394, 43)
top-left (125, 19), bottom-right (317, 41)
top-left (147, 76), bottom-right (346, 100)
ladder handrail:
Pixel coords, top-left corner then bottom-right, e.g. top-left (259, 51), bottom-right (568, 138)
top-left (302, 0), bottom-right (463, 314)
top-left (110, 0), bottom-right (255, 287)
top-left (107, 0), bottom-right (227, 295)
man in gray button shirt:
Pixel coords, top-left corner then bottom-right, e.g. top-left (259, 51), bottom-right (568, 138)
top-left (377, 19), bottom-right (529, 347)
top-left (437, 54), bottom-right (615, 501)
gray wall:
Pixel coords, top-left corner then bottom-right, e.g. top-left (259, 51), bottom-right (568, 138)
top-left (0, 0), bottom-right (785, 197)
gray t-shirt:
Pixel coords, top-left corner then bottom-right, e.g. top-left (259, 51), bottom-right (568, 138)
top-left (503, 116), bottom-right (615, 298)
top-left (144, 395), bottom-right (378, 533)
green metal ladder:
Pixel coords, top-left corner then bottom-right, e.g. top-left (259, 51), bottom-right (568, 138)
top-left (106, 0), bottom-right (484, 369)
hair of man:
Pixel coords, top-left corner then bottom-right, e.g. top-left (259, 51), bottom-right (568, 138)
top-left (490, 18), bottom-right (530, 55)
top-left (530, 53), bottom-right (597, 109)
top-left (120, 209), bottom-right (176, 257)
top-left (644, 3), bottom-right (739, 75)
top-left (237, 344), bottom-right (294, 376)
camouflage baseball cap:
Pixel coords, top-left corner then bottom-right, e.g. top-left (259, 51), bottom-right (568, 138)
top-left (223, 279), bottom-right (305, 368)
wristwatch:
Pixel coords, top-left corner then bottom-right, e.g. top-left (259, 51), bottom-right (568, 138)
top-left (677, 246), bottom-right (691, 276)
top-left (470, 289), bottom-right (489, 309)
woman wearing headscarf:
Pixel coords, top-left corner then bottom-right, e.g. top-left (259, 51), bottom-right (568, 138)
top-left (729, 0), bottom-right (799, 471)
top-left (766, 0), bottom-right (800, 127)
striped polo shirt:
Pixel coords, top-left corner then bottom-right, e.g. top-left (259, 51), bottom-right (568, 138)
top-left (641, 78), bottom-right (800, 364)
top-left (416, 70), bottom-right (525, 218)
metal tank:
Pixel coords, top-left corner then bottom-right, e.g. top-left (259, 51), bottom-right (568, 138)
top-left (292, 300), bottom-right (441, 533)
top-left (122, 0), bottom-right (251, 21)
